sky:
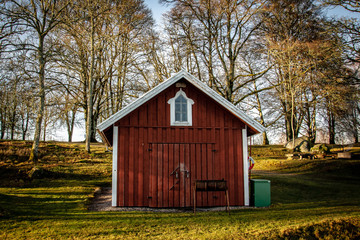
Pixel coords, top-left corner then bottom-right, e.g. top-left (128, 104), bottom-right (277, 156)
top-left (327, 6), bottom-right (360, 19)
top-left (144, 0), bottom-right (171, 26)
top-left (143, 0), bottom-right (360, 24)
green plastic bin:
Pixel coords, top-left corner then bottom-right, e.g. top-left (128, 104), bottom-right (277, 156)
top-left (250, 179), bottom-right (271, 207)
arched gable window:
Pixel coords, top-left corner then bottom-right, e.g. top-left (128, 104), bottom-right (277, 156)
top-left (167, 88), bottom-right (194, 126)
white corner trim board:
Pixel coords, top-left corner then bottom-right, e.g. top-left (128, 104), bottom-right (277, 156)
top-left (112, 126), bottom-right (118, 207)
top-left (242, 128), bottom-right (249, 206)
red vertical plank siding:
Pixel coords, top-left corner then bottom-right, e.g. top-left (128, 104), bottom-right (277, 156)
top-left (145, 129), bottom-right (151, 206)
top-left (144, 129), bottom-right (149, 205)
top-left (138, 128), bottom-right (144, 206)
top-left (157, 94), bottom-right (163, 126)
top-left (149, 99), bottom-right (156, 127)
top-left (118, 125), bottom-right (125, 206)
top-left (228, 128), bottom-right (235, 205)
top-left (206, 143), bottom-right (213, 205)
top-left (128, 127), bottom-right (134, 206)
top-left (233, 129), bottom-right (239, 204)
top-left (174, 144), bottom-right (180, 207)
top-left (163, 144), bottom-right (169, 207)
top-left (157, 144), bottom-right (163, 208)
top-left (201, 143), bottom-right (208, 206)
top-left (168, 143), bottom-right (174, 208)
top-left (165, 92), bottom-right (170, 126)
top-left (123, 127), bottom-right (129, 206)
top-left (179, 144), bottom-right (184, 207)
top-left (138, 104), bottom-right (147, 207)
top-left (134, 127), bottom-right (139, 206)
top-left (195, 143), bottom-right (202, 206)
top-left (185, 144), bottom-right (191, 207)
top-left (224, 128), bottom-right (230, 204)
top-left (219, 118), bottom-right (226, 207)
top-left (114, 79), bottom-right (248, 208)
top-left (190, 143), bottom-right (196, 206)
top-left (152, 144), bottom-right (157, 208)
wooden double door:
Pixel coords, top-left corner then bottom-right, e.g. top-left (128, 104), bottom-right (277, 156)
top-left (148, 143), bottom-right (215, 208)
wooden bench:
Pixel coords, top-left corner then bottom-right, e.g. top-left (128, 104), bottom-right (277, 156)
top-left (193, 180), bottom-right (230, 215)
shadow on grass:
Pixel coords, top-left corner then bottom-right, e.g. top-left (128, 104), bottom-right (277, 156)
top-left (0, 191), bottom-right (86, 219)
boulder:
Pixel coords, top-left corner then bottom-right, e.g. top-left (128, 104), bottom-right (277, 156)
top-left (285, 136), bottom-right (310, 153)
top-left (337, 152), bottom-right (352, 159)
top-left (310, 144), bottom-right (330, 154)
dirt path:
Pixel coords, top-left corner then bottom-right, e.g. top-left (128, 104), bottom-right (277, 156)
top-left (88, 187), bottom-right (113, 211)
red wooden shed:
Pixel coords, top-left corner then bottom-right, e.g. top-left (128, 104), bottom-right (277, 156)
top-left (97, 70), bottom-right (264, 208)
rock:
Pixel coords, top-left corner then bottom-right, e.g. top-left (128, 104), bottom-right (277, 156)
top-left (299, 141), bottom-right (310, 153)
top-left (285, 136), bottom-right (310, 153)
top-left (337, 152), bottom-right (352, 159)
top-left (311, 144), bottom-right (329, 154)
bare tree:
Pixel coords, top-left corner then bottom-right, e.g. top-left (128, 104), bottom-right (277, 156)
top-left (58, 0), bottom-right (154, 151)
top-left (162, 0), bottom-right (269, 103)
top-left (1, 0), bottom-right (70, 164)
top-left (260, 0), bottom-right (334, 143)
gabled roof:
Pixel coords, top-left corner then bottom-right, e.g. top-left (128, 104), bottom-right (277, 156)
top-left (97, 70), bottom-right (265, 134)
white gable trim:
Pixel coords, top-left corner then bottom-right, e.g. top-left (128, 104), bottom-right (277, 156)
top-left (98, 70), bottom-right (265, 133)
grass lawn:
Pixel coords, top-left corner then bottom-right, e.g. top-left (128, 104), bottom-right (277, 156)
top-left (0, 141), bottom-right (360, 239)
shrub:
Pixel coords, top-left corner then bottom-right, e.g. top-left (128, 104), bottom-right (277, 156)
top-left (264, 218), bottom-right (360, 240)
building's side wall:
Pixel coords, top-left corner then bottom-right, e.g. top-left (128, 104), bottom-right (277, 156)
top-left (115, 79), bottom-right (247, 207)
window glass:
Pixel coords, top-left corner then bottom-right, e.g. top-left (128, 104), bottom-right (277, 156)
top-left (175, 95), bottom-right (187, 122)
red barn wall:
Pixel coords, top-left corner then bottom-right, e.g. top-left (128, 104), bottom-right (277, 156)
top-left (115, 78), bottom-right (246, 207)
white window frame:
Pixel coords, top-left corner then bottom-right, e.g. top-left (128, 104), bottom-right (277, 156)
top-left (168, 88), bottom-right (194, 126)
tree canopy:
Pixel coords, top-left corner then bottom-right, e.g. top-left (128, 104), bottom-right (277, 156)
top-left (0, 0), bottom-right (359, 160)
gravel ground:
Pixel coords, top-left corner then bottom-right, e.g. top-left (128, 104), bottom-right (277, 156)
top-left (88, 187), bottom-right (246, 212)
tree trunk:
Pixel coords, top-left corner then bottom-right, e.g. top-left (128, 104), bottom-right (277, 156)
top-left (68, 117), bottom-right (74, 143)
top-left (10, 105), bottom-right (16, 140)
top-left (85, 15), bottom-right (95, 153)
top-left (0, 115), bottom-right (5, 139)
top-left (352, 108), bottom-right (359, 144)
top-left (304, 100), bottom-right (316, 145)
top-left (66, 108), bottom-right (76, 142)
top-left (254, 81), bottom-right (268, 145)
top-left (21, 110), bottom-right (29, 141)
top-left (328, 110), bottom-right (336, 144)
top-left (354, 128), bottom-right (359, 144)
top-left (285, 111), bottom-right (293, 142)
top-left (43, 118), bottom-right (47, 142)
top-left (29, 36), bottom-right (46, 165)
top-left (67, 128), bottom-right (73, 142)
top-left (262, 132), bottom-right (269, 145)
top-left (22, 127), bottom-right (27, 141)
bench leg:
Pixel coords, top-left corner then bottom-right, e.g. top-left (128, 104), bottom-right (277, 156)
top-left (225, 190), bottom-right (230, 214)
top-left (193, 186), bottom-right (196, 215)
